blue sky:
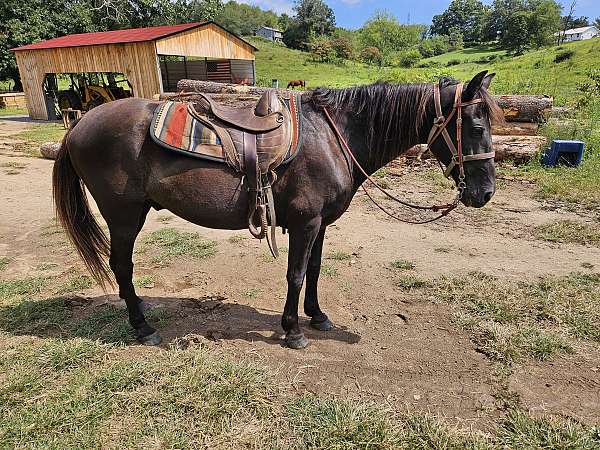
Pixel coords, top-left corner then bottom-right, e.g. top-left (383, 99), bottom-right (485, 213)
top-left (240, 0), bottom-right (599, 29)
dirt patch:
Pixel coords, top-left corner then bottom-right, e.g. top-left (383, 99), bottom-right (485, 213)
top-left (1, 117), bottom-right (599, 430)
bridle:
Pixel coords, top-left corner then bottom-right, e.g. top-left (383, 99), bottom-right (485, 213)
top-left (322, 82), bottom-right (495, 224)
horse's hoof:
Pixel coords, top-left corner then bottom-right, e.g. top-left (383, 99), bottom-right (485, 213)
top-left (310, 317), bottom-right (334, 331)
top-left (285, 333), bottom-right (309, 349)
top-left (139, 331), bottom-right (162, 346)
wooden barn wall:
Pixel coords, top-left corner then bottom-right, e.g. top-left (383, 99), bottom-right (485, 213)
top-left (14, 42), bottom-right (161, 120)
top-left (155, 23), bottom-right (255, 60)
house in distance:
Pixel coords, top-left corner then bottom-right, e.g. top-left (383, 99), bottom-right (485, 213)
top-left (255, 26), bottom-right (283, 42)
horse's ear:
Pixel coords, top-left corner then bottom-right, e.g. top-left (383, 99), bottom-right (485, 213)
top-left (482, 73), bottom-right (496, 90)
top-left (463, 70), bottom-right (488, 101)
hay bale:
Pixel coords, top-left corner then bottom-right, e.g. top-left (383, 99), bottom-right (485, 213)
top-left (40, 142), bottom-right (61, 160)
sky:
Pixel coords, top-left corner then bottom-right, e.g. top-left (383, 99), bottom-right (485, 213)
top-left (239, 0), bottom-right (599, 29)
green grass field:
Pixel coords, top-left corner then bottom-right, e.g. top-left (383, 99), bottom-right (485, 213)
top-left (252, 38), bottom-right (600, 106)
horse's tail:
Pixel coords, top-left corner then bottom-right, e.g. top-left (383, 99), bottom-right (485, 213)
top-left (52, 120), bottom-right (113, 289)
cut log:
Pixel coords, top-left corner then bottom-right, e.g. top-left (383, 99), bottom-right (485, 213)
top-left (493, 95), bottom-right (553, 123)
top-left (492, 122), bottom-right (538, 136)
top-left (40, 142), bottom-right (61, 160)
top-left (176, 79), bottom-right (300, 96)
top-left (492, 135), bottom-right (546, 164)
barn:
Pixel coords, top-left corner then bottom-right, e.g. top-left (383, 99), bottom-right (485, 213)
top-left (11, 21), bottom-right (258, 120)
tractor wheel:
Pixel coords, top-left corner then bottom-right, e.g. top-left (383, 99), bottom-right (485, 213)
top-left (57, 90), bottom-right (82, 111)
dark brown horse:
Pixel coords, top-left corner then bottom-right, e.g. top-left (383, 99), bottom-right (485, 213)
top-left (287, 80), bottom-right (306, 89)
top-left (53, 71), bottom-right (502, 349)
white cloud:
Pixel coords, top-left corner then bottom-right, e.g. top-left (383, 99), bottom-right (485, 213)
top-left (237, 0), bottom-right (295, 15)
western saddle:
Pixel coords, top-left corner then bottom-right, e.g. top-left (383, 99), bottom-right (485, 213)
top-left (187, 91), bottom-right (302, 257)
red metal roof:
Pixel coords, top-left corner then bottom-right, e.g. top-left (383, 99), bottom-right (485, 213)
top-left (12, 22), bottom-right (206, 51)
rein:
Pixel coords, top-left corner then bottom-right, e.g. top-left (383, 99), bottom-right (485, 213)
top-left (322, 82), bottom-right (495, 224)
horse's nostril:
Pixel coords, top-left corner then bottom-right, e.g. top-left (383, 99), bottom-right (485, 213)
top-left (483, 191), bottom-right (494, 203)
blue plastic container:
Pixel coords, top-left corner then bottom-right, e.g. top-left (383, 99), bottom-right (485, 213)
top-left (542, 140), bottom-right (585, 167)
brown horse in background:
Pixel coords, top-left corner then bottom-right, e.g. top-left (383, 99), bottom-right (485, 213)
top-left (287, 80), bottom-right (306, 89)
top-left (52, 71), bottom-right (501, 349)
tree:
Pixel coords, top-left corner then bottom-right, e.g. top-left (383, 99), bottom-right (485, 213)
top-left (502, 10), bottom-right (531, 53)
top-left (215, 1), bottom-right (278, 36)
top-left (562, 16), bottom-right (589, 28)
top-left (278, 13), bottom-right (293, 32)
top-left (528, 0), bottom-right (561, 48)
top-left (431, 0), bottom-right (488, 43)
top-left (595, 18), bottom-right (600, 29)
top-left (0, 0), bottom-right (97, 90)
top-left (359, 11), bottom-right (423, 64)
top-left (485, 0), bottom-right (561, 50)
top-left (283, 0), bottom-right (335, 50)
top-left (294, 0), bottom-right (336, 37)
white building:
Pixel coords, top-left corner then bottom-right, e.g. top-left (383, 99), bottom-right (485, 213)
top-left (558, 26), bottom-right (599, 42)
top-left (255, 26), bottom-right (283, 42)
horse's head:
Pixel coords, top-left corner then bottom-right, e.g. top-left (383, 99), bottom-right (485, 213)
top-left (427, 71), bottom-right (502, 208)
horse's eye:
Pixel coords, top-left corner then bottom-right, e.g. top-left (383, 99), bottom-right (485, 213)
top-left (472, 127), bottom-right (484, 137)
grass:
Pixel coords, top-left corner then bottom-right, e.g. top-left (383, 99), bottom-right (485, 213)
top-left (428, 271), bottom-right (600, 363)
top-left (1, 270), bottom-right (600, 446)
top-left (133, 274), bottom-right (155, 289)
top-left (396, 275), bottom-right (428, 290)
top-left (390, 259), bottom-right (416, 270)
top-left (141, 228), bottom-right (217, 265)
top-left (0, 257), bottom-right (9, 271)
top-left (537, 220), bottom-right (600, 246)
top-left (55, 274), bottom-right (93, 294)
top-left (326, 250), bottom-right (351, 261)
top-left (320, 263), bottom-right (338, 277)
top-left (0, 106), bottom-right (27, 116)
top-left (15, 122), bottom-right (66, 144)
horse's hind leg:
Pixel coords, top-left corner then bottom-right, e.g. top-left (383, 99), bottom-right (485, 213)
top-left (107, 202), bottom-right (160, 345)
top-left (282, 217), bottom-right (321, 349)
top-left (304, 228), bottom-right (334, 331)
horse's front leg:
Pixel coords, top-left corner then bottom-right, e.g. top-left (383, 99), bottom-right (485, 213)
top-left (304, 228), bottom-right (334, 331)
top-left (282, 217), bottom-right (322, 349)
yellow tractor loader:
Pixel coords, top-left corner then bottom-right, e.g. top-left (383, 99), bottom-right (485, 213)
top-left (56, 73), bottom-right (132, 112)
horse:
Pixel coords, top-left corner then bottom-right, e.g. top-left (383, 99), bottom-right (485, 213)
top-left (52, 70), bottom-right (502, 349)
top-left (287, 80), bottom-right (306, 89)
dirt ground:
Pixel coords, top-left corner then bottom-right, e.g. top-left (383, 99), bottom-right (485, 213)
top-left (1, 116), bottom-right (599, 432)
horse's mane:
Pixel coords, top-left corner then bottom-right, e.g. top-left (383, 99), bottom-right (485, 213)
top-left (310, 79), bottom-right (503, 165)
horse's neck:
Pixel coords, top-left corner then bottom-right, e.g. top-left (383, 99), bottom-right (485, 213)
top-left (342, 113), bottom-right (425, 179)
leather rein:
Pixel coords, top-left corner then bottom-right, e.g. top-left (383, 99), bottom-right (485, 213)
top-left (322, 82), bottom-right (495, 224)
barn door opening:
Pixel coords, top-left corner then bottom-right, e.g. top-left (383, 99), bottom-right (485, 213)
top-left (43, 72), bottom-right (132, 118)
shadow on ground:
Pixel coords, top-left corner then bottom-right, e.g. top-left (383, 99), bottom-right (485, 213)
top-left (0, 294), bottom-right (361, 347)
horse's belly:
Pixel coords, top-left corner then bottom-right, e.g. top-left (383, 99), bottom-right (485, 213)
top-left (148, 164), bottom-right (250, 230)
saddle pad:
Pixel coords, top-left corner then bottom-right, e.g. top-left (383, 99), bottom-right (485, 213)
top-left (150, 96), bottom-right (302, 168)
top-left (150, 101), bottom-right (225, 162)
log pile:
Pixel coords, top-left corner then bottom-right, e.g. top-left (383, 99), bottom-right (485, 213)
top-left (172, 80), bottom-right (552, 165)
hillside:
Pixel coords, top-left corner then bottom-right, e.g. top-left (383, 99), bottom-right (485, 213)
top-left (251, 37), bottom-right (600, 105)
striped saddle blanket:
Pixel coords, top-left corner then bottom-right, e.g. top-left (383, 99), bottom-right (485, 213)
top-left (150, 97), bottom-right (302, 171)
top-left (150, 101), bottom-right (226, 163)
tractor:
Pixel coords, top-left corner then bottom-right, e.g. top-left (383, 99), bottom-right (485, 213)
top-left (52, 72), bottom-right (133, 114)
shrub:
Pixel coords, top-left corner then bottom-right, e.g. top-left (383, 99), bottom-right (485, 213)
top-left (310, 38), bottom-right (335, 63)
top-left (555, 49), bottom-right (575, 63)
top-left (397, 49), bottom-right (422, 68)
top-left (360, 46), bottom-right (384, 66)
top-left (417, 61), bottom-right (442, 68)
top-left (330, 37), bottom-right (354, 60)
top-left (447, 59), bottom-right (461, 66)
